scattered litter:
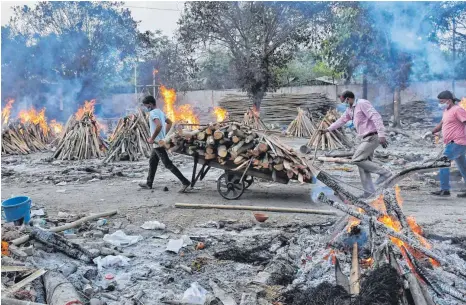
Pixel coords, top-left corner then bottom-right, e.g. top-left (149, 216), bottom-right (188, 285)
top-left (181, 282), bottom-right (208, 305)
top-left (115, 272), bottom-right (131, 289)
top-left (57, 211), bottom-right (71, 218)
top-left (96, 219), bottom-right (108, 227)
top-left (210, 280), bottom-right (237, 305)
top-left (166, 239), bottom-right (184, 253)
top-left (103, 230), bottom-right (142, 247)
top-left (196, 242), bottom-right (206, 250)
top-left (56, 181), bottom-right (67, 186)
top-left (93, 255), bottom-right (130, 270)
top-left (56, 189), bottom-right (67, 193)
top-left (154, 234), bottom-right (170, 239)
top-left (30, 209), bottom-right (45, 217)
top-left (182, 235), bottom-right (193, 246)
top-left (141, 220), bottom-right (166, 230)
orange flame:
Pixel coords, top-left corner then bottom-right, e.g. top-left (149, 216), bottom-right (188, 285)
top-left (49, 119), bottom-right (63, 134)
top-left (75, 100), bottom-right (96, 120)
top-left (213, 107), bottom-right (228, 122)
top-left (160, 85), bottom-right (199, 126)
top-left (18, 107), bottom-right (49, 135)
top-left (2, 98), bottom-right (15, 126)
top-left (371, 194), bottom-right (387, 213)
top-left (347, 208), bottom-right (364, 232)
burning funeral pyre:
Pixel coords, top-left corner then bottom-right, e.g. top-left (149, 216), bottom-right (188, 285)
top-left (159, 121), bottom-right (313, 183)
top-left (242, 108), bottom-right (268, 130)
top-left (283, 165), bottom-right (466, 305)
top-left (160, 85), bottom-right (199, 127)
top-left (52, 100), bottom-right (106, 160)
top-left (1, 99), bottom-right (64, 155)
top-left (104, 109), bottom-right (151, 162)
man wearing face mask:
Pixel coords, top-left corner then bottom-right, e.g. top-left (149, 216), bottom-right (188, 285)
top-left (321, 91), bottom-right (392, 198)
top-left (427, 91), bottom-right (466, 198)
top-left (138, 95), bottom-right (191, 192)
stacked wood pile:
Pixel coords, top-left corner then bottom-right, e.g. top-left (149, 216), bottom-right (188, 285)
top-left (1, 123), bottom-right (49, 155)
top-left (104, 110), bottom-right (151, 162)
top-left (53, 113), bottom-right (106, 160)
top-left (286, 107), bottom-right (315, 137)
top-left (313, 169), bottom-right (466, 304)
top-left (306, 109), bottom-right (352, 150)
top-left (218, 93), bottom-right (336, 125)
top-left (242, 109), bottom-right (268, 130)
top-left (159, 122), bottom-right (313, 183)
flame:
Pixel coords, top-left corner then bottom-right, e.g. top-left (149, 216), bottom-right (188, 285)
top-left (361, 257), bottom-right (374, 267)
top-left (371, 194), bottom-right (387, 213)
top-left (213, 107), bottom-right (228, 122)
top-left (75, 100), bottom-right (96, 120)
top-left (347, 208), bottom-right (364, 232)
top-left (323, 249), bottom-right (336, 265)
top-left (18, 107), bottom-right (49, 135)
top-left (460, 97), bottom-right (466, 111)
top-left (2, 98), bottom-right (15, 126)
top-left (49, 119), bottom-right (63, 134)
top-left (153, 69), bottom-right (159, 77)
top-left (160, 85), bottom-right (199, 127)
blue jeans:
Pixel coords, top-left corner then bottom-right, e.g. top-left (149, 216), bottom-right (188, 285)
top-left (439, 143), bottom-right (466, 191)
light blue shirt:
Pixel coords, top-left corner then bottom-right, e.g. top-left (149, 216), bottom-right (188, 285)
top-left (149, 109), bottom-right (167, 142)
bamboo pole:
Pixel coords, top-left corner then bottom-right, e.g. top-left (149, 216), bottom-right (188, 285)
top-left (12, 210), bottom-right (118, 246)
top-left (175, 203), bottom-right (337, 215)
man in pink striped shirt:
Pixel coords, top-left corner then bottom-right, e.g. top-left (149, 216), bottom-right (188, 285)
top-left (322, 91), bottom-right (392, 198)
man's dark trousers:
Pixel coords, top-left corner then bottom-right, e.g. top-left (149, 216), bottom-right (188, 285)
top-left (146, 147), bottom-right (190, 187)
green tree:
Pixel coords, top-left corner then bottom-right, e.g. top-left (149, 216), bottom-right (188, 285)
top-left (178, 2), bottom-right (320, 111)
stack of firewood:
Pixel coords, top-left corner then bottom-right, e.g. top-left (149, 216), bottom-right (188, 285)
top-left (160, 122), bottom-right (313, 182)
top-left (218, 93), bottom-right (336, 125)
top-left (242, 109), bottom-right (268, 130)
top-left (286, 107), bottom-right (315, 137)
top-left (306, 109), bottom-right (352, 150)
top-left (53, 113), bottom-right (106, 160)
top-left (104, 110), bottom-right (151, 162)
top-left (1, 123), bottom-right (50, 155)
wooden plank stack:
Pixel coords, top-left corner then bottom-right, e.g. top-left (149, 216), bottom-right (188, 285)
top-left (218, 93), bottom-right (336, 125)
top-left (104, 110), bottom-right (151, 162)
top-left (2, 123), bottom-right (50, 155)
top-left (53, 112), bottom-right (106, 160)
top-left (242, 109), bottom-right (268, 130)
top-left (306, 109), bottom-right (352, 150)
top-left (159, 122), bottom-right (313, 183)
top-left (286, 107), bottom-right (315, 137)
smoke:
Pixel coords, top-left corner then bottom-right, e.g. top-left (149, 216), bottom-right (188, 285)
top-left (1, 2), bottom-right (138, 122)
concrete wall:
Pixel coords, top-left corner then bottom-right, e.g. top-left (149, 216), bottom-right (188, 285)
top-left (109, 80), bottom-right (466, 117)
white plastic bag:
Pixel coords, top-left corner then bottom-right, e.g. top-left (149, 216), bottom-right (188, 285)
top-left (103, 230), bottom-right (142, 247)
top-left (93, 255), bottom-right (130, 270)
top-left (181, 282), bottom-right (208, 305)
top-left (166, 239), bottom-right (184, 253)
top-left (141, 220), bottom-right (166, 230)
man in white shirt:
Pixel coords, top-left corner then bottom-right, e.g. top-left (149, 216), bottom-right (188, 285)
top-left (139, 95), bottom-right (191, 192)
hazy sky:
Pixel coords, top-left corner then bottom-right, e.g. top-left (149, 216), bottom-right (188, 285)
top-left (1, 1), bottom-right (185, 37)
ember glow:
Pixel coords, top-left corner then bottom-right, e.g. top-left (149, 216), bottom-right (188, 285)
top-left (160, 85), bottom-right (199, 126)
top-left (2, 98), bottom-right (15, 126)
top-left (395, 185), bottom-right (403, 207)
top-left (49, 119), bottom-right (63, 134)
top-left (75, 99), bottom-right (96, 120)
top-left (213, 107), bottom-right (228, 122)
top-left (18, 107), bottom-right (49, 135)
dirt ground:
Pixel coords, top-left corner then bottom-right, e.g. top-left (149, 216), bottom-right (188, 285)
top-left (2, 137), bottom-right (465, 237)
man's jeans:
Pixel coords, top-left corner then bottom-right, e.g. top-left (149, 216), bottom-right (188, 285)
top-left (439, 143), bottom-right (466, 191)
top-left (146, 147), bottom-right (190, 187)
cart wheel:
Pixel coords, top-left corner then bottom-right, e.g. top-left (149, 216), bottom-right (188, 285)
top-left (244, 175), bottom-right (254, 189)
top-left (217, 173), bottom-right (245, 200)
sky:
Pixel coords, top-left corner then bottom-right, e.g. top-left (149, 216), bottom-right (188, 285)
top-left (0, 1), bottom-right (185, 37)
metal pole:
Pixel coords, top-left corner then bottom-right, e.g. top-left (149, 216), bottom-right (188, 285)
top-left (452, 17), bottom-right (456, 92)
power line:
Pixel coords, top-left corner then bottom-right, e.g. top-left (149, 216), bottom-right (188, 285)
top-left (123, 5), bottom-right (181, 12)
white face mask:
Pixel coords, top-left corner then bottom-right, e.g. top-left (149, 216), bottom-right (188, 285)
top-left (438, 103), bottom-right (448, 110)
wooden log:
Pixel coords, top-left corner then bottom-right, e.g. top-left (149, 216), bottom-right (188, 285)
top-left (1, 298), bottom-right (46, 305)
top-left (405, 272), bottom-right (428, 305)
top-left (218, 145), bottom-right (228, 158)
top-left (205, 153), bottom-right (216, 160)
top-left (273, 163), bottom-right (284, 171)
top-left (214, 130), bottom-right (224, 140)
top-left (206, 135), bottom-right (215, 145)
top-left (197, 131), bottom-right (206, 141)
top-left (257, 142), bottom-right (269, 153)
top-left (12, 210), bottom-right (118, 246)
top-left (350, 242), bottom-right (360, 295)
top-left (175, 203), bottom-right (337, 215)
top-left (44, 271), bottom-right (82, 305)
top-left (206, 145), bottom-right (215, 155)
